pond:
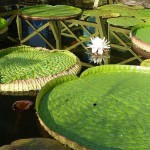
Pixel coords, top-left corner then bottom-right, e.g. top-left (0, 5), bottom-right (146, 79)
top-left (1, 3), bottom-right (150, 148)
top-left (0, 95), bottom-right (41, 146)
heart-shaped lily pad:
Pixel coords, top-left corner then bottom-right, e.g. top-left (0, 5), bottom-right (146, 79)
top-left (0, 45), bottom-right (81, 95)
top-left (36, 65), bottom-right (150, 150)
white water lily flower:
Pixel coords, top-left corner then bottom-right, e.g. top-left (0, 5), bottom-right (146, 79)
top-left (87, 37), bottom-right (110, 64)
top-left (88, 37), bottom-right (110, 55)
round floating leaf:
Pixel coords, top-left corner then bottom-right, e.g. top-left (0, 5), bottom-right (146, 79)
top-left (19, 5), bottom-right (82, 20)
top-left (132, 26), bottom-right (150, 43)
top-left (141, 59), bottom-right (150, 67)
top-left (0, 145), bottom-right (12, 150)
top-left (83, 9), bottom-right (120, 18)
top-left (107, 17), bottom-right (144, 27)
top-left (0, 18), bottom-right (8, 39)
top-left (134, 9), bottom-right (150, 20)
top-left (0, 138), bottom-right (70, 150)
top-left (130, 22), bottom-right (150, 58)
top-left (0, 45), bottom-right (81, 95)
top-left (0, 18), bottom-right (7, 30)
top-left (36, 65), bottom-right (150, 150)
top-left (36, 75), bottom-right (78, 110)
top-left (99, 4), bottom-right (144, 10)
top-left (98, 4), bottom-right (144, 17)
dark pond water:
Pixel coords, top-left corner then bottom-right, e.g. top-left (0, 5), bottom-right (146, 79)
top-left (0, 95), bottom-right (42, 146)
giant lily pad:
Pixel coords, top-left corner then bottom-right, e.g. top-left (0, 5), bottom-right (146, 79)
top-left (83, 9), bottom-right (120, 18)
top-left (0, 18), bottom-right (8, 40)
top-left (98, 4), bottom-right (150, 20)
top-left (0, 18), bottom-right (8, 30)
top-left (107, 17), bottom-right (144, 27)
top-left (130, 22), bottom-right (150, 58)
top-left (36, 65), bottom-right (150, 150)
top-left (141, 59), bottom-right (150, 67)
top-left (98, 4), bottom-right (143, 17)
top-left (98, 4), bottom-right (144, 17)
top-left (134, 9), bottom-right (150, 20)
top-left (0, 45), bottom-right (81, 95)
top-left (0, 138), bottom-right (70, 150)
top-left (19, 5), bottom-right (82, 20)
top-left (99, 3), bottom-right (144, 10)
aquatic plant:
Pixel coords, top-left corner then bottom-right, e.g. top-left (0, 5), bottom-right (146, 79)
top-left (0, 45), bottom-right (81, 95)
top-left (87, 37), bottom-right (110, 64)
top-left (36, 65), bottom-right (150, 150)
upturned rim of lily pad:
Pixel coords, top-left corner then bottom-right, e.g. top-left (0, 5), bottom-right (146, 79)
top-left (0, 45), bottom-right (81, 96)
top-left (130, 22), bottom-right (150, 58)
top-left (35, 65), bottom-right (150, 150)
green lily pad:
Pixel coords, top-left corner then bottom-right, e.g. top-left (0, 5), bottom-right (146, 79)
top-left (36, 65), bottom-right (150, 150)
top-left (107, 17), bottom-right (144, 27)
top-left (141, 59), bottom-right (150, 67)
top-left (98, 4), bottom-right (144, 17)
top-left (19, 5), bottom-right (82, 20)
top-left (98, 4), bottom-right (144, 10)
top-left (0, 138), bottom-right (70, 150)
top-left (0, 18), bottom-right (8, 40)
top-left (132, 26), bottom-right (150, 43)
top-left (134, 9), bottom-right (150, 20)
top-left (0, 18), bottom-right (7, 30)
top-left (83, 9), bottom-right (120, 18)
top-left (131, 22), bottom-right (150, 40)
top-left (130, 22), bottom-right (150, 58)
top-left (0, 45), bottom-right (81, 95)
